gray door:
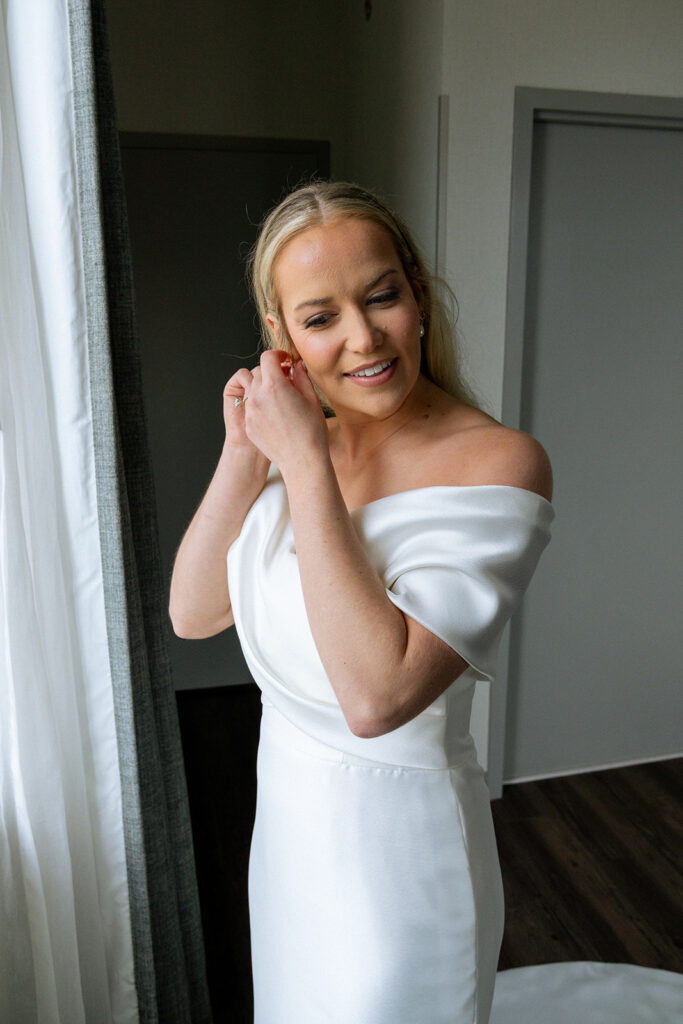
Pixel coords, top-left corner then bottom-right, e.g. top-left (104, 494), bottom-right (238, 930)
top-left (121, 135), bottom-right (329, 691)
top-left (504, 102), bottom-right (683, 780)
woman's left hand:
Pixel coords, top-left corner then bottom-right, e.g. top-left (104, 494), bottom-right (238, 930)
top-left (243, 350), bottom-right (328, 470)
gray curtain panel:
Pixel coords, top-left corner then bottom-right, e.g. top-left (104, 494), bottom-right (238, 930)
top-left (67, 2), bottom-right (212, 1021)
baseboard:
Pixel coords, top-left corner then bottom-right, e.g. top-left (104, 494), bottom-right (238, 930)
top-left (504, 749), bottom-right (682, 786)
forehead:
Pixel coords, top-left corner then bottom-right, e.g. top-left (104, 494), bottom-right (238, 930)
top-left (273, 218), bottom-right (402, 304)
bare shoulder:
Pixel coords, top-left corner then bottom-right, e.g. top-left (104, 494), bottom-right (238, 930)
top-left (436, 404), bottom-right (553, 501)
top-left (464, 423), bottom-right (553, 500)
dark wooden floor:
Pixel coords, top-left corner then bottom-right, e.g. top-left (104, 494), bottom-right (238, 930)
top-left (492, 757), bottom-right (683, 972)
top-left (177, 686), bottom-right (683, 1022)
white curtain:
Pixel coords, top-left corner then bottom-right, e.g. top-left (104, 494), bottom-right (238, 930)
top-left (0, 1), bottom-right (137, 1020)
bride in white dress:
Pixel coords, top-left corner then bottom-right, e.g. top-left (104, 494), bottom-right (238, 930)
top-left (169, 182), bottom-right (554, 1023)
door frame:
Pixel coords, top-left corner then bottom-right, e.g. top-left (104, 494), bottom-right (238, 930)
top-left (489, 87), bottom-right (683, 797)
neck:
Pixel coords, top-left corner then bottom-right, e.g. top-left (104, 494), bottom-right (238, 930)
top-left (330, 376), bottom-right (435, 464)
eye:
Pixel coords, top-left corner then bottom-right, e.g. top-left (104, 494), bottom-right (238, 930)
top-left (304, 312), bottom-right (335, 329)
top-left (368, 288), bottom-right (400, 306)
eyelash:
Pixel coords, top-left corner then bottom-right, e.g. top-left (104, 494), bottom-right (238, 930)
top-left (305, 312), bottom-right (334, 329)
top-left (304, 289), bottom-right (400, 330)
top-left (370, 288), bottom-right (400, 305)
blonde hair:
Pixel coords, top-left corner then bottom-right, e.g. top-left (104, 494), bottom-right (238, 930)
top-left (248, 181), bottom-right (477, 407)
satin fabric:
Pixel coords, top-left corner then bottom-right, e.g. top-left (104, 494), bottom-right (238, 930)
top-left (228, 469), bottom-right (553, 1023)
top-left (491, 962), bottom-right (683, 1023)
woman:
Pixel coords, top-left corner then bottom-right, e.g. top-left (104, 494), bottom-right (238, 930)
top-left (170, 182), bottom-right (553, 1023)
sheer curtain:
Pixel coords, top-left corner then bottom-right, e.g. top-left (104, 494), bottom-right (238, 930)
top-left (0, 2), bottom-right (210, 1021)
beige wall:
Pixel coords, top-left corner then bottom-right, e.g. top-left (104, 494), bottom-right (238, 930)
top-left (442, 0), bottom-right (683, 413)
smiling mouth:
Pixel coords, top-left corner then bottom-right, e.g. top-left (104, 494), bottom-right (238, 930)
top-left (345, 358), bottom-right (396, 379)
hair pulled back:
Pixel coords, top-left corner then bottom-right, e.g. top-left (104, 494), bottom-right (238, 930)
top-left (248, 180), bottom-right (476, 407)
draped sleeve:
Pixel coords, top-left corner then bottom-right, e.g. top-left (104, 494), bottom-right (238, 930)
top-left (351, 485), bottom-right (554, 682)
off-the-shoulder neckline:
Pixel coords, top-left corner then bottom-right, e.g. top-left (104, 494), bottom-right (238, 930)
top-left (346, 483), bottom-right (554, 514)
top-left (266, 467), bottom-right (553, 514)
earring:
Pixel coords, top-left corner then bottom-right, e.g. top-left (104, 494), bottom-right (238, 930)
top-left (419, 314), bottom-right (425, 339)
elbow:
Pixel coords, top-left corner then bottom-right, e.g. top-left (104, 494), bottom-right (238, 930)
top-left (168, 602), bottom-right (193, 638)
top-left (169, 612), bottom-right (199, 639)
top-left (170, 618), bottom-right (201, 640)
top-left (345, 700), bottom-right (404, 740)
top-left (169, 607), bottom-right (233, 639)
top-left (347, 715), bottom-right (400, 740)
top-left (341, 665), bottom-right (416, 738)
top-left (348, 720), bottom-right (393, 740)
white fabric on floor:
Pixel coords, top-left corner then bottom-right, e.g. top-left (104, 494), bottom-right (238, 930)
top-left (491, 962), bottom-right (683, 1024)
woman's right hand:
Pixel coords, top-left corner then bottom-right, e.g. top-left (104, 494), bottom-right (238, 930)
top-left (170, 366), bottom-right (270, 639)
top-left (223, 367), bottom-right (257, 449)
top-left (223, 357), bottom-right (296, 451)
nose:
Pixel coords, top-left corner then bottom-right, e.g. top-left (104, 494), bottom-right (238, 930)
top-left (347, 309), bottom-right (381, 353)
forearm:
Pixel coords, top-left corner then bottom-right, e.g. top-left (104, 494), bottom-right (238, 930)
top-left (170, 443), bottom-right (269, 637)
top-left (282, 452), bottom-right (414, 734)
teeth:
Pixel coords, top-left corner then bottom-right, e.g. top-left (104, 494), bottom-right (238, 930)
top-left (350, 359), bottom-right (393, 377)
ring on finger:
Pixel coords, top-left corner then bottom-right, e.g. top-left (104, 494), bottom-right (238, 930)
top-left (234, 395), bottom-right (248, 408)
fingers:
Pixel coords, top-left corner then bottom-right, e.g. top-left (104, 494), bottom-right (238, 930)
top-left (259, 354), bottom-right (321, 413)
top-left (258, 348), bottom-right (296, 383)
top-left (289, 358), bottom-right (317, 401)
top-left (290, 358), bottom-right (309, 386)
top-left (223, 367), bottom-right (254, 400)
top-left (224, 353), bottom-right (303, 418)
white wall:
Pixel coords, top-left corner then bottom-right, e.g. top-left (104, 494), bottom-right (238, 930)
top-left (441, 0), bottom-right (683, 414)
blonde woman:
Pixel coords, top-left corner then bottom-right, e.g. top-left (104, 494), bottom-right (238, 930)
top-left (170, 182), bottom-right (553, 1024)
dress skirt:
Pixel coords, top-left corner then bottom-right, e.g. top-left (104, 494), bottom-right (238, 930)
top-left (248, 704), bottom-right (505, 1024)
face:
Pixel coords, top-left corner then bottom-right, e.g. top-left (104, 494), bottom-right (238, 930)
top-left (267, 217), bottom-right (423, 420)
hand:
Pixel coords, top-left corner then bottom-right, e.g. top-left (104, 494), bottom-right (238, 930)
top-left (223, 366), bottom-right (260, 450)
top-left (242, 351), bottom-right (328, 470)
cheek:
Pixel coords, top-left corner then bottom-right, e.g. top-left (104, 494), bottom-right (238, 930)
top-left (398, 310), bottom-right (421, 346)
top-left (290, 333), bottom-right (333, 374)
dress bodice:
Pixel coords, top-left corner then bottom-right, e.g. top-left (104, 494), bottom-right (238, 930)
top-left (227, 468), bottom-right (553, 769)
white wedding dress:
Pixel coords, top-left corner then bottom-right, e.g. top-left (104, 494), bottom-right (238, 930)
top-left (228, 467), bottom-right (554, 1024)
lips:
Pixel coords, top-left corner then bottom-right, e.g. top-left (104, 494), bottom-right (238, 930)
top-left (344, 358), bottom-right (396, 378)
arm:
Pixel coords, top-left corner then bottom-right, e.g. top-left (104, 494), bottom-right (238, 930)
top-left (243, 354), bottom-right (468, 737)
top-left (283, 453), bottom-right (468, 737)
top-left (283, 429), bottom-right (552, 735)
top-left (169, 373), bottom-right (270, 639)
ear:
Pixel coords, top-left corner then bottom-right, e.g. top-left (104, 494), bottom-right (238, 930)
top-left (265, 313), bottom-right (281, 342)
top-left (266, 313), bottom-right (300, 360)
top-left (410, 281), bottom-right (425, 312)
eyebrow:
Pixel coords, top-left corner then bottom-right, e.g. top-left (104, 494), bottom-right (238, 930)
top-left (293, 268), bottom-right (400, 312)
